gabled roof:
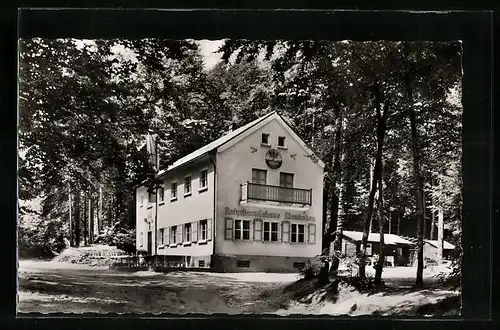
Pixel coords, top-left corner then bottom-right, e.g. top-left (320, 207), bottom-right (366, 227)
top-left (424, 239), bottom-right (455, 250)
top-left (157, 111), bottom-right (324, 177)
top-left (341, 230), bottom-right (414, 246)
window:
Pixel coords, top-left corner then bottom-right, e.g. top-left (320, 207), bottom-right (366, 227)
top-left (184, 223), bottom-right (191, 242)
top-left (264, 222), bottom-right (279, 242)
top-left (171, 226), bottom-right (177, 244)
top-left (237, 260), bottom-right (250, 268)
top-left (252, 169), bottom-right (267, 185)
top-left (148, 192), bottom-right (155, 204)
top-left (158, 187), bottom-right (165, 203)
top-left (235, 220), bottom-right (250, 240)
top-left (278, 136), bottom-right (286, 147)
top-left (198, 260), bottom-right (205, 268)
top-left (159, 228), bottom-right (164, 245)
top-left (184, 176), bottom-right (192, 196)
top-left (200, 220), bottom-right (208, 240)
top-left (280, 172), bottom-right (294, 188)
top-left (171, 182), bottom-right (178, 200)
top-left (140, 194), bottom-right (144, 207)
top-left (261, 133), bottom-right (270, 145)
top-left (291, 224), bottom-right (305, 243)
top-left (139, 232), bottom-right (143, 247)
top-left (366, 243), bottom-right (373, 256)
top-left (200, 169), bottom-right (208, 190)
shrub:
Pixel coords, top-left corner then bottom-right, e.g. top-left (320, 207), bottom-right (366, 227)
top-left (94, 222), bottom-right (136, 254)
top-left (298, 259), bottom-right (320, 279)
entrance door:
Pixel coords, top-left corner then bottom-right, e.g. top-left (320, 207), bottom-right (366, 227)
top-left (147, 231), bottom-right (152, 255)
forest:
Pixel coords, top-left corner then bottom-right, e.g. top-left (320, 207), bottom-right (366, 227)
top-left (18, 39), bottom-right (462, 287)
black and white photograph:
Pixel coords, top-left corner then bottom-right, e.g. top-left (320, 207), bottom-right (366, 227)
top-left (17, 36), bottom-right (463, 316)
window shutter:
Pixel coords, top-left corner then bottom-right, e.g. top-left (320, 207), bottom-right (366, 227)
top-left (308, 224), bottom-right (316, 244)
top-left (207, 218), bottom-right (212, 240)
top-left (192, 221), bottom-right (198, 242)
top-left (157, 229), bottom-right (162, 245)
top-left (165, 226), bottom-right (170, 245)
top-left (281, 221), bottom-right (290, 243)
top-left (177, 226), bottom-right (183, 244)
top-left (253, 219), bottom-right (262, 241)
top-left (225, 218), bottom-right (233, 240)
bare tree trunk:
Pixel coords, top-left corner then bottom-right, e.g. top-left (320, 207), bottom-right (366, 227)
top-left (430, 177), bottom-right (436, 240)
top-left (397, 211), bottom-right (401, 235)
top-left (74, 190), bottom-right (81, 247)
top-left (88, 196), bottom-right (93, 244)
top-left (98, 185), bottom-right (103, 234)
top-left (319, 103), bottom-right (343, 284)
top-left (68, 187), bottom-right (73, 247)
top-left (437, 206), bottom-right (444, 262)
top-left (406, 83), bottom-right (425, 289)
top-left (360, 81), bottom-right (388, 280)
top-left (83, 193), bottom-right (88, 246)
top-left (423, 192), bottom-right (427, 239)
top-left (430, 206), bottom-right (436, 241)
top-left (388, 212), bottom-right (392, 235)
top-left (374, 173), bottom-right (385, 285)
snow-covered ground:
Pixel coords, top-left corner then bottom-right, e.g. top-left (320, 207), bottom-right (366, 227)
top-left (17, 253), bottom-right (457, 315)
top-left (275, 284), bottom-right (460, 316)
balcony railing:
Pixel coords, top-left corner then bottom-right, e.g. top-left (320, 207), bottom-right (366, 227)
top-left (241, 182), bottom-right (312, 206)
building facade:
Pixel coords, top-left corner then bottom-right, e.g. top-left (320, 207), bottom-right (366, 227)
top-left (136, 112), bottom-right (324, 272)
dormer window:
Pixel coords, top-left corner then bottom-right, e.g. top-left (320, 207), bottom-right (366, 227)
top-left (261, 133), bottom-right (270, 145)
top-left (278, 136), bottom-right (286, 148)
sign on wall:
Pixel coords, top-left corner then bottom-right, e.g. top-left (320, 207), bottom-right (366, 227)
top-left (224, 207), bottom-right (315, 222)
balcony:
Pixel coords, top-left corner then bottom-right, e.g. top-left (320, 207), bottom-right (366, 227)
top-left (240, 182), bottom-right (312, 206)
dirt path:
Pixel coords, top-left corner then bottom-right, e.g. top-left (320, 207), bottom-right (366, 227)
top-left (17, 261), bottom-right (297, 314)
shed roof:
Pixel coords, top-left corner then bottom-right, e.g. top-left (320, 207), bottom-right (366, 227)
top-left (424, 239), bottom-right (456, 250)
top-left (341, 230), bottom-right (414, 246)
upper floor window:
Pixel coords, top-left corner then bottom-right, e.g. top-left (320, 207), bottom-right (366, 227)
top-left (200, 169), bottom-right (208, 190)
top-left (278, 136), bottom-right (286, 147)
top-left (148, 192), bottom-right (155, 205)
top-left (261, 133), bottom-right (270, 145)
top-left (171, 182), bottom-right (177, 201)
top-left (140, 194), bottom-right (144, 207)
top-left (252, 169), bottom-right (267, 185)
top-left (280, 172), bottom-right (294, 188)
top-left (184, 176), bottom-right (192, 196)
top-left (158, 186), bottom-right (165, 203)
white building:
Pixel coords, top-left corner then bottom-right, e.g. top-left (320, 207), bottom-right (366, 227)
top-left (136, 111), bottom-right (324, 272)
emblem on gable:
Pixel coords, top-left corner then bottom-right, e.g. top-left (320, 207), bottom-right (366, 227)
top-left (265, 148), bottom-right (283, 169)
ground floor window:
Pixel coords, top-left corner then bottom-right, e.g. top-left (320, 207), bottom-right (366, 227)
top-left (200, 219), bottom-right (208, 240)
top-left (235, 220), bottom-right (250, 240)
top-left (171, 226), bottom-right (177, 244)
top-left (291, 224), bottom-right (305, 243)
top-left (184, 223), bottom-right (192, 242)
top-left (264, 222), bottom-right (279, 242)
top-left (159, 228), bottom-right (164, 245)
